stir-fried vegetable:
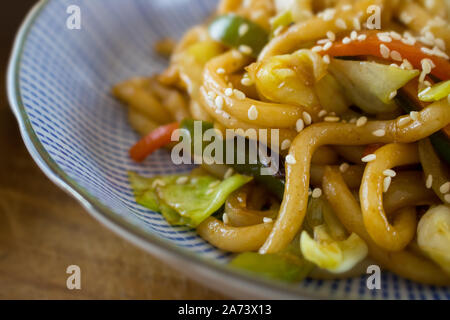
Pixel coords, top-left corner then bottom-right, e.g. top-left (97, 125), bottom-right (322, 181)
top-left (322, 31), bottom-right (450, 81)
top-left (329, 59), bottom-right (419, 114)
top-left (181, 119), bottom-right (286, 200)
top-left (130, 122), bottom-right (179, 162)
top-left (418, 80), bottom-right (450, 102)
top-left (187, 40), bottom-right (224, 66)
top-left (129, 171), bottom-right (252, 228)
top-left (247, 49), bottom-right (327, 108)
top-left (230, 252), bottom-right (313, 282)
top-left (417, 205), bottom-right (450, 275)
top-left (270, 10), bottom-right (293, 33)
top-left (314, 73), bottom-right (351, 115)
top-left (209, 14), bottom-right (268, 58)
top-left (300, 225), bottom-right (368, 274)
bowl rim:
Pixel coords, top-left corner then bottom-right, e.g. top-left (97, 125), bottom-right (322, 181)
top-left (6, 0), bottom-right (358, 300)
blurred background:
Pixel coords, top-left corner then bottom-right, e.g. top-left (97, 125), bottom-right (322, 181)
top-left (0, 1), bottom-right (226, 299)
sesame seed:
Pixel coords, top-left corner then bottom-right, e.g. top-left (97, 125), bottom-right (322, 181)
top-left (152, 179), bottom-right (166, 189)
top-left (390, 50), bottom-right (402, 61)
top-left (296, 118), bottom-right (305, 132)
top-left (238, 23), bottom-right (249, 36)
top-left (312, 46), bottom-right (323, 52)
top-left (398, 116), bottom-right (411, 127)
top-left (383, 176), bottom-right (392, 193)
top-left (215, 96), bottom-right (224, 109)
top-left (357, 34), bottom-right (366, 41)
top-left (410, 111), bottom-right (419, 121)
top-left (342, 37), bottom-right (351, 44)
top-left (176, 176), bottom-right (189, 185)
top-left (401, 59), bottom-right (413, 70)
top-left (350, 31), bottom-right (358, 40)
top-left (445, 194), bottom-right (450, 203)
top-left (223, 213), bottom-right (230, 224)
top-left (372, 129), bottom-right (386, 137)
top-left (233, 89), bottom-right (246, 100)
top-left (286, 154), bottom-right (296, 165)
top-left (389, 31), bottom-right (402, 40)
top-left (241, 77), bottom-right (253, 86)
top-left (440, 182), bottom-right (450, 194)
top-left (380, 44), bottom-right (390, 59)
top-left (216, 68), bottom-right (226, 74)
top-left (356, 116), bottom-right (368, 127)
top-left (389, 91), bottom-right (397, 100)
top-left (224, 88), bottom-right (233, 96)
top-left (326, 31), bottom-right (336, 41)
top-left (362, 154), bottom-right (376, 162)
top-left (323, 41), bottom-right (332, 50)
top-left (318, 110), bottom-right (328, 117)
top-left (303, 111), bottom-right (312, 125)
top-left (248, 105), bottom-right (258, 120)
top-left (281, 139), bottom-right (291, 150)
top-left (339, 162), bottom-right (350, 172)
top-left (323, 54), bottom-right (330, 64)
top-left (312, 188), bottom-right (322, 198)
top-left (239, 45), bottom-right (252, 55)
top-left (342, 4), bottom-right (351, 11)
top-left (383, 169), bottom-right (396, 177)
top-left (324, 116), bottom-right (340, 122)
top-left (263, 217), bottom-right (273, 223)
top-left (426, 174), bottom-right (433, 189)
top-left (321, 8), bottom-right (335, 21)
top-left (335, 18), bottom-right (347, 29)
top-left (209, 181), bottom-right (220, 188)
top-left (377, 33), bottom-right (392, 43)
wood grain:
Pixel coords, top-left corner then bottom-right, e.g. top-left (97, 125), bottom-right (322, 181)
top-left (0, 1), bottom-right (227, 300)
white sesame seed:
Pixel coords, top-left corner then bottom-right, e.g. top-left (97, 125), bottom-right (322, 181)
top-left (350, 31), bottom-right (358, 40)
top-left (339, 162), bottom-right (350, 172)
top-left (389, 91), bottom-right (397, 100)
top-left (342, 4), bottom-right (351, 11)
top-left (410, 111), bottom-right (419, 121)
top-left (326, 31), bottom-right (336, 41)
top-left (239, 45), bottom-right (252, 55)
top-left (207, 91), bottom-right (216, 100)
top-left (216, 68), bottom-right (226, 74)
top-left (380, 44), bottom-right (390, 59)
top-left (263, 217), bottom-right (273, 224)
top-left (356, 116), bottom-right (368, 127)
top-left (390, 50), bottom-right (402, 61)
top-left (176, 176), bottom-right (189, 185)
top-left (373, 129), bottom-right (386, 137)
top-left (312, 188), bottom-right (322, 198)
top-left (303, 111), bottom-right (312, 125)
top-left (342, 37), bottom-right (351, 44)
top-left (324, 116), bottom-right (340, 122)
top-left (215, 96), bottom-right (224, 109)
top-left (241, 77), bottom-right (253, 86)
top-left (426, 174), bottom-right (433, 189)
top-left (224, 168), bottom-right (234, 179)
top-left (233, 89), bottom-right (246, 100)
top-left (323, 41), bottom-right (332, 51)
top-left (424, 80), bottom-right (432, 87)
top-left (323, 54), bottom-right (330, 64)
top-left (281, 139), bottom-right (291, 150)
top-left (362, 154), bottom-right (376, 162)
top-left (224, 88), bottom-right (233, 96)
top-left (321, 8), bottom-right (336, 21)
top-left (318, 110), bottom-right (328, 117)
top-left (238, 23), bottom-right (249, 37)
top-left (389, 31), bottom-right (402, 40)
top-left (312, 46), bottom-right (323, 52)
top-left (223, 213), bottom-right (230, 224)
top-left (209, 181), bottom-right (220, 188)
top-left (335, 18), bottom-right (347, 29)
top-left (357, 34), bottom-right (366, 41)
top-left (296, 118), bottom-right (305, 132)
top-left (383, 169), bottom-right (396, 177)
top-left (398, 116), bottom-right (411, 127)
top-left (440, 182), bottom-right (450, 194)
top-left (377, 33), bottom-right (392, 43)
top-left (383, 176), bottom-right (392, 193)
top-left (286, 154), bottom-right (296, 165)
top-left (248, 105), bottom-right (258, 120)
top-left (401, 59), bottom-right (413, 70)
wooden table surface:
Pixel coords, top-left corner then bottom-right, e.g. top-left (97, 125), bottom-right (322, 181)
top-left (0, 1), bottom-right (227, 300)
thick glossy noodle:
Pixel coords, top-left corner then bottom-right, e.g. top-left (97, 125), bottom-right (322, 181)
top-left (322, 167), bottom-right (450, 285)
top-left (196, 217), bottom-right (273, 252)
top-left (360, 143), bottom-right (420, 251)
top-left (260, 100), bottom-right (450, 254)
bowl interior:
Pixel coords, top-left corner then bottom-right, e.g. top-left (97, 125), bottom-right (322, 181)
top-left (12, 0), bottom-right (449, 300)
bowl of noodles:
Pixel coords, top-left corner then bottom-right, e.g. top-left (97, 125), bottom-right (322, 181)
top-left (8, 0), bottom-right (450, 299)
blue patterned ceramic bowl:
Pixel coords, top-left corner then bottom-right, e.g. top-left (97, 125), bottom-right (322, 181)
top-left (7, 0), bottom-right (450, 300)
